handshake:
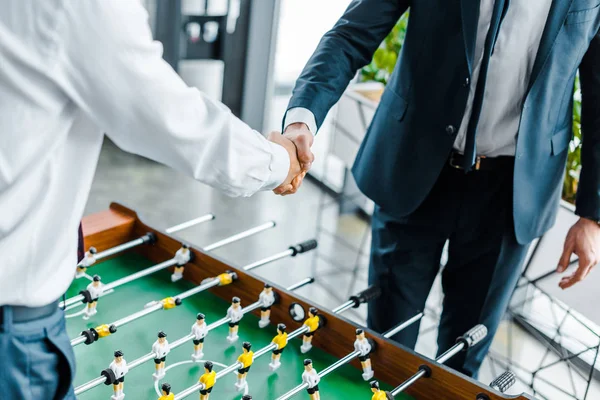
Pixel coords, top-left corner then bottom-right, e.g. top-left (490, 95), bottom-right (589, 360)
top-left (268, 123), bottom-right (314, 196)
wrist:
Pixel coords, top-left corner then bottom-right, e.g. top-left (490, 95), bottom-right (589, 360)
top-left (284, 122), bottom-right (309, 133)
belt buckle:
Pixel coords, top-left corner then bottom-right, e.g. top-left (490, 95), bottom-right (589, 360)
top-left (449, 153), bottom-right (485, 171)
top-left (474, 155), bottom-right (485, 171)
top-left (449, 152), bottom-right (464, 170)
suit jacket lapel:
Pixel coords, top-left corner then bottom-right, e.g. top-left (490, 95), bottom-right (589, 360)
top-left (528, 0), bottom-right (574, 91)
top-left (461, 0), bottom-right (481, 74)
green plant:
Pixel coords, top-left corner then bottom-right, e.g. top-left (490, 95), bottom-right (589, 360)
top-left (359, 14), bottom-right (408, 85)
top-left (360, 17), bottom-right (583, 204)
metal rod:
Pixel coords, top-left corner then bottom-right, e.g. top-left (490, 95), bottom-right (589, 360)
top-left (277, 314), bottom-right (424, 400)
top-left (286, 277), bottom-right (314, 291)
top-left (61, 259), bottom-right (179, 308)
top-left (332, 300), bottom-right (355, 314)
top-left (244, 249), bottom-right (293, 271)
top-left (73, 278), bottom-right (314, 396)
top-left (203, 221), bottom-right (275, 251)
top-left (384, 312), bottom-right (425, 338)
top-left (390, 342), bottom-right (466, 397)
top-left (174, 278), bottom-right (222, 302)
top-left (74, 377), bottom-right (106, 394)
top-left (70, 335), bottom-right (87, 347)
top-left (276, 351), bottom-right (363, 399)
top-left (166, 214), bottom-right (215, 234)
top-left (63, 223), bottom-right (272, 309)
top-left (95, 237), bottom-right (146, 260)
top-left (390, 370), bottom-right (428, 396)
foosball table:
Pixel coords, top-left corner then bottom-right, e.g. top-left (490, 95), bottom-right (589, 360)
top-left (66, 203), bottom-right (533, 400)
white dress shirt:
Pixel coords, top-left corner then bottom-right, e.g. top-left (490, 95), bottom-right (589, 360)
top-left (285, 1), bottom-right (552, 157)
top-left (0, 0), bottom-right (289, 307)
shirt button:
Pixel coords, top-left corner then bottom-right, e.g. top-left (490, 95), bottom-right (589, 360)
top-left (463, 77), bottom-right (470, 87)
top-left (446, 125), bottom-right (456, 135)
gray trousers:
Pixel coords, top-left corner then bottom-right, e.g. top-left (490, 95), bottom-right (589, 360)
top-left (0, 304), bottom-right (76, 399)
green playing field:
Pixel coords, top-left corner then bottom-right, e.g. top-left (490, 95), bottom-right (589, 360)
top-left (66, 253), bottom-right (412, 400)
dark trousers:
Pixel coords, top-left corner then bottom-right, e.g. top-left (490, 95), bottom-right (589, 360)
top-left (367, 162), bottom-right (531, 378)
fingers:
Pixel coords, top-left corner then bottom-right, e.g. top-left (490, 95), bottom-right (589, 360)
top-left (293, 133), bottom-right (315, 170)
top-left (558, 248), bottom-right (596, 289)
top-left (556, 239), bottom-right (574, 273)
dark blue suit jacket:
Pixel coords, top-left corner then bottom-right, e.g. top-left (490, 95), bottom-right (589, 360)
top-left (286, 0), bottom-right (600, 244)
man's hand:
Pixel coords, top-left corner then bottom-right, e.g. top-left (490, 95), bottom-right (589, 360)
top-left (267, 131), bottom-right (302, 194)
top-left (272, 123), bottom-right (314, 195)
top-left (556, 217), bottom-right (600, 289)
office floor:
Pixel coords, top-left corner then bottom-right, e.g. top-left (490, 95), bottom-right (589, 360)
top-left (85, 140), bottom-right (600, 399)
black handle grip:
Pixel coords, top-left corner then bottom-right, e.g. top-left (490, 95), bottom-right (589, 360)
top-left (101, 368), bottom-right (117, 385)
top-left (290, 239), bottom-right (318, 256)
top-left (143, 232), bottom-right (157, 244)
top-left (349, 285), bottom-right (382, 308)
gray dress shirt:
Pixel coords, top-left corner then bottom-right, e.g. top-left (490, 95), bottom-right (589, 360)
top-left (286, 0), bottom-right (553, 158)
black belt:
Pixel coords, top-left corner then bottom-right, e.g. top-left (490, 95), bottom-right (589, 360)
top-left (0, 300), bottom-right (59, 325)
top-left (448, 150), bottom-right (514, 171)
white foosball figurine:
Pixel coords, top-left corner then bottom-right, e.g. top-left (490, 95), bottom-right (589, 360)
top-left (191, 313), bottom-right (208, 362)
top-left (302, 359), bottom-right (321, 400)
top-left (109, 350), bottom-right (129, 400)
top-left (83, 275), bottom-right (104, 320)
top-left (171, 244), bottom-right (191, 282)
top-left (226, 297), bottom-right (243, 343)
top-left (76, 247), bottom-right (97, 278)
top-left (258, 283), bottom-right (276, 328)
top-left (354, 328), bottom-right (374, 380)
top-left (152, 331), bottom-right (170, 381)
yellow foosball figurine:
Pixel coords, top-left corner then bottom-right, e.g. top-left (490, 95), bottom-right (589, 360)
top-left (199, 361), bottom-right (217, 400)
top-left (158, 382), bottom-right (174, 400)
top-left (235, 342), bottom-right (254, 391)
top-left (370, 381), bottom-right (392, 400)
top-left (301, 307), bottom-right (320, 353)
top-left (269, 323), bottom-right (288, 371)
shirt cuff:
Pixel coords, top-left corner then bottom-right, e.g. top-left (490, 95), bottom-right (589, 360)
top-left (284, 107), bottom-right (317, 135)
top-left (260, 140), bottom-right (290, 191)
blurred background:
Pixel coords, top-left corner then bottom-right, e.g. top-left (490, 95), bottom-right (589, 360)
top-left (85, 1), bottom-right (599, 399)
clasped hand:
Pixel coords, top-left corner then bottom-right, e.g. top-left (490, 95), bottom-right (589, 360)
top-left (268, 123), bottom-right (314, 196)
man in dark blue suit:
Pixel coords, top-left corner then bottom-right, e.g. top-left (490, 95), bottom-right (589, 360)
top-left (275, 0), bottom-right (600, 377)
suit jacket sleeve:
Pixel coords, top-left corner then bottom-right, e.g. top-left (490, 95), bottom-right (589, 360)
top-left (576, 28), bottom-right (600, 220)
top-left (285, 0), bottom-right (409, 131)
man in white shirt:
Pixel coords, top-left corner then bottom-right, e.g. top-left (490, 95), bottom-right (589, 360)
top-left (152, 331), bottom-right (170, 380)
top-left (0, 1), bottom-right (305, 399)
top-left (301, 359), bottom-right (321, 400)
top-left (191, 313), bottom-right (209, 362)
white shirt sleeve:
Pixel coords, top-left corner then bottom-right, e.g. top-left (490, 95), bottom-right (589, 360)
top-left (284, 108), bottom-right (317, 135)
top-left (55, 0), bottom-right (289, 197)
